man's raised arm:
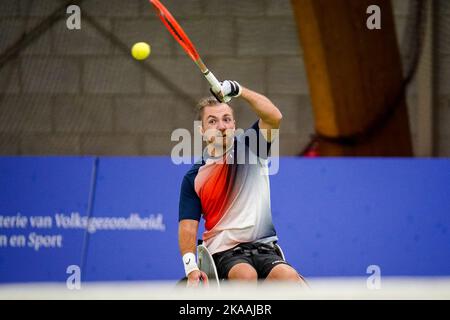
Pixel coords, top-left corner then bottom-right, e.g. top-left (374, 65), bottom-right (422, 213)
top-left (218, 80), bottom-right (283, 141)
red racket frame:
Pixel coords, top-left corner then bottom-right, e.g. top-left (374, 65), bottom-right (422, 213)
top-left (150, 0), bottom-right (200, 62)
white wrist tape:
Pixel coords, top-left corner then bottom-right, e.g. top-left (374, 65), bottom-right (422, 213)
top-left (182, 252), bottom-right (199, 276)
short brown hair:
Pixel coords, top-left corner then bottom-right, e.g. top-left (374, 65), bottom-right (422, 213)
top-left (195, 96), bottom-right (233, 122)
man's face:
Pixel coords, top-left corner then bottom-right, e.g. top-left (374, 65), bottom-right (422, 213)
top-left (201, 103), bottom-right (236, 149)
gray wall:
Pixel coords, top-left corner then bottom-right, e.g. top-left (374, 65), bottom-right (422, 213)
top-left (0, 0), bottom-right (448, 156)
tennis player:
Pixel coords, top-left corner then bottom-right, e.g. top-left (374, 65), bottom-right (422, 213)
top-left (178, 81), bottom-right (307, 287)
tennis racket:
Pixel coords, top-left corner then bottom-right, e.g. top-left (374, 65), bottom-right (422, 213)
top-left (149, 0), bottom-right (230, 102)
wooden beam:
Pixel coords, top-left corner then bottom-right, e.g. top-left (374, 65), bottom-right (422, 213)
top-left (416, 0), bottom-right (434, 156)
top-left (291, 0), bottom-right (413, 156)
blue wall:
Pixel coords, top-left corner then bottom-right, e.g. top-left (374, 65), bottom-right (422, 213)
top-left (0, 157), bottom-right (92, 282)
top-left (0, 157), bottom-right (449, 282)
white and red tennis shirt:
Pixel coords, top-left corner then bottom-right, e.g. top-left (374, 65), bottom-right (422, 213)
top-left (178, 120), bottom-right (278, 255)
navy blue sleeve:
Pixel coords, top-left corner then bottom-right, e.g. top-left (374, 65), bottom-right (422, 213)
top-left (178, 174), bottom-right (202, 221)
top-left (244, 120), bottom-right (272, 159)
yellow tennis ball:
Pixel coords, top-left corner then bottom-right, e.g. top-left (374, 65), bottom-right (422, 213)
top-left (131, 42), bottom-right (151, 60)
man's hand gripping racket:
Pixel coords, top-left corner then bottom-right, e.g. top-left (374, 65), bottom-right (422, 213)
top-left (149, 0), bottom-right (241, 103)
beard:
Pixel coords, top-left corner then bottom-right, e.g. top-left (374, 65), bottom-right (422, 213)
top-left (212, 134), bottom-right (232, 148)
top-left (207, 130), bottom-right (235, 156)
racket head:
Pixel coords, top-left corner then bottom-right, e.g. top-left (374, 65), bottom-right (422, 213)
top-left (149, 0), bottom-right (200, 61)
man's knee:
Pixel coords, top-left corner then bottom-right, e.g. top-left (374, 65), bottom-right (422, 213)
top-left (228, 263), bottom-right (258, 281)
top-left (266, 264), bottom-right (302, 282)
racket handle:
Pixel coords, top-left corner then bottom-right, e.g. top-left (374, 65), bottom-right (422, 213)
top-left (203, 70), bottom-right (221, 93)
top-left (196, 59), bottom-right (231, 102)
top-left (205, 71), bottom-right (232, 103)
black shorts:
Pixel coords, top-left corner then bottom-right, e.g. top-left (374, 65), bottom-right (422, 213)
top-left (212, 241), bottom-right (290, 280)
